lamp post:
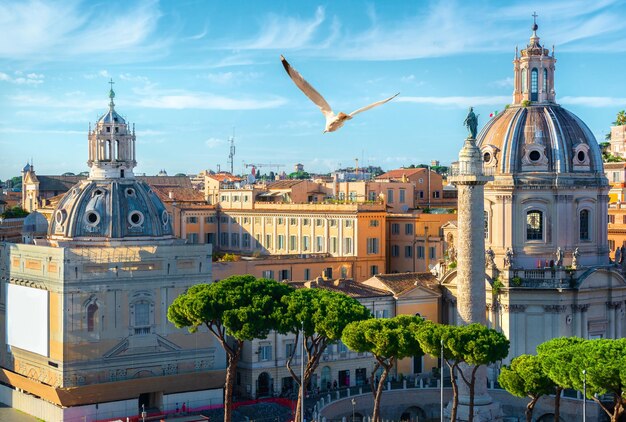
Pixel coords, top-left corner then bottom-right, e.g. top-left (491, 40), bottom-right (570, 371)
top-left (351, 398), bottom-right (356, 422)
top-left (582, 369), bottom-right (587, 422)
top-left (440, 339), bottom-right (444, 422)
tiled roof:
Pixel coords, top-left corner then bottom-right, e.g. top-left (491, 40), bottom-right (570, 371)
top-left (207, 173), bottom-right (242, 183)
top-left (152, 186), bottom-right (205, 203)
top-left (38, 175), bottom-right (86, 192)
top-left (371, 272), bottom-right (439, 295)
top-left (140, 175), bottom-right (193, 189)
top-left (289, 278), bottom-right (393, 299)
top-left (266, 180), bottom-right (303, 189)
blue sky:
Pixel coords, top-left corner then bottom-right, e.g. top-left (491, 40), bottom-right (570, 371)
top-left (1, 0), bottom-right (626, 180)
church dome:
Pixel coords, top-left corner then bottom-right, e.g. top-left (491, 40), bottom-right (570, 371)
top-left (49, 179), bottom-right (173, 242)
top-left (22, 211), bottom-right (48, 236)
top-left (48, 84), bottom-right (174, 244)
top-left (477, 104), bottom-right (604, 175)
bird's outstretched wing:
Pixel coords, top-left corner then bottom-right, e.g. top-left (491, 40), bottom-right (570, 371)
top-left (281, 55), bottom-right (333, 117)
top-left (349, 93), bottom-right (399, 117)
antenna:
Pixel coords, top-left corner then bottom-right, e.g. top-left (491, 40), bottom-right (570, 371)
top-left (228, 128), bottom-right (236, 174)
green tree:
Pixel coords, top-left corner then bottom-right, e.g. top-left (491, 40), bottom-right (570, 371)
top-left (498, 354), bottom-right (556, 422)
top-left (614, 110), bottom-right (626, 126)
top-left (537, 337), bottom-right (585, 421)
top-left (417, 323), bottom-right (509, 422)
top-left (342, 315), bottom-right (424, 422)
top-left (281, 288), bottom-right (371, 422)
top-left (287, 170), bottom-right (310, 180)
top-left (167, 275), bottom-right (293, 422)
top-left (1, 206), bottom-right (29, 218)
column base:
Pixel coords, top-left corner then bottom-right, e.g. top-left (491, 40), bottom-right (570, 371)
top-left (444, 394), bottom-right (503, 422)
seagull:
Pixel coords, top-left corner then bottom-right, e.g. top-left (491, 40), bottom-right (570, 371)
top-left (280, 55), bottom-right (399, 133)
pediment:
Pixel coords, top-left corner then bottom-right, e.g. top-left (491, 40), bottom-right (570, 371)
top-left (103, 335), bottom-right (182, 358)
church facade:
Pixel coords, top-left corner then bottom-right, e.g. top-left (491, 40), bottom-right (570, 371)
top-left (441, 23), bottom-right (626, 361)
top-left (0, 88), bottom-right (224, 421)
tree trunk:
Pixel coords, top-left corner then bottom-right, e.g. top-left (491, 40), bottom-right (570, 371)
top-left (467, 366), bottom-right (478, 422)
top-left (223, 342), bottom-right (243, 422)
top-left (526, 396), bottom-right (539, 422)
top-left (554, 387), bottom-right (561, 422)
top-left (449, 362), bottom-right (459, 422)
top-left (291, 339), bottom-right (325, 422)
top-left (372, 364), bottom-right (390, 422)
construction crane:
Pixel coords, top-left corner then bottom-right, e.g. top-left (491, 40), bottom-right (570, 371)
top-left (243, 163), bottom-right (286, 175)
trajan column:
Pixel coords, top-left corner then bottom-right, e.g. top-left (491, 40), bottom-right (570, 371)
top-left (448, 108), bottom-right (501, 421)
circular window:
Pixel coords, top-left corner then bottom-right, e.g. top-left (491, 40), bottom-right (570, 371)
top-left (126, 188), bottom-right (135, 196)
top-left (483, 152), bottom-right (491, 163)
top-left (577, 151), bottom-right (586, 162)
top-left (162, 210), bottom-right (169, 225)
top-left (529, 150), bottom-right (541, 162)
top-left (55, 209), bottom-right (66, 225)
top-left (85, 211), bottom-right (100, 226)
top-left (128, 211), bottom-right (144, 227)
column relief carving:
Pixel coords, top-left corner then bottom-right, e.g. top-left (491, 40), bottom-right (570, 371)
top-left (543, 305), bottom-right (567, 313)
top-left (502, 304), bottom-right (526, 313)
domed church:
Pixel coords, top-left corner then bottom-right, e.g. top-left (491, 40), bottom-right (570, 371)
top-left (441, 21), bottom-right (626, 361)
top-left (0, 86), bottom-right (225, 421)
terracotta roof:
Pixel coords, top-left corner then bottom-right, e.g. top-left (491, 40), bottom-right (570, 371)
top-left (370, 272), bottom-right (439, 295)
top-left (207, 173), bottom-right (242, 183)
top-left (152, 186), bottom-right (205, 203)
top-left (289, 278), bottom-right (392, 299)
top-left (266, 180), bottom-right (303, 189)
top-left (376, 168), bottom-right (427, 179)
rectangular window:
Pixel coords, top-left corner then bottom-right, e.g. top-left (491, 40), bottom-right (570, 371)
top-left (221, 195), bottom-right (227, 202)
top-left (609, 215), bottom-right (615, 224)
top-left (221, 216), bottom-right (229, 223)
top-left (279, 269), bottom-right (290, 280)
top-left (344, 238), bottom-right (353, 254)
top-left (290, 218), bottom-right (297, 225)
top-left (324, 267), bottom-right (332, 279)
top-left (367, 238), bottom-right (379, 254)
top-left (622, 215), bottom-right (626, 224)
top-left (231, 233), bottom-right (239, 247)
top-left (405, 223), bottom-right (414, 235)
top-left (609, 240), bottom-right (615, 251)
top-left (277, 217), bottom-right (284, 225)
top-left (204, 216), bottom-right (215, 224)
top-left (370, 220), bottom-right (379, 227)
top-left (278, 234), bottom-right (285, 250)
top-left (242, 233), bottom-right (250, 248)
top-left (391, 223), bottom-right (400, 235)
top-left (285, 342), bottom-right (294, 359)
top-left (187, 216), bottom-right (198, 224)
top-left (316, 236), bottom-right (323, 252)
top-left (349, 191), bottom-right (357, 201)
top-left (387, 189), bottom-right (394, 203)
top-left (391, 245), bottom-right (399, 257)
top-left (419, 191), bottom-right (424, 199)
top-left (254, 217), bottom-right (261, 224)
top-left (206, 233), bottom-right (215, 244)
top-left (331, 237), bottom-right (338, 253)
top-left (255, 234), bottom-right (261, 248)
top-left (303, 236), bottom-right (310, 251)
top-left (186, 233), bottom-right (198, 244)
top-left (526, 211), bottom-right (543, 240)
top-left (368, 191), bottom-right (377, 201)
top-left (233, 195), bottom-right (239, 202)
top-left (433, 191), bottom-right (440, 198)
top-left (265, 234), bottom-right (272, 249)
top-left (289, 235), bottom-right (297, 250)
top-left (429, 246), bottom-right (436, 259)
top-left (345, 220), bottom-right (352, 228)
top-left (341, 266), bottom-right (348, 278)
top-left (399, 189), bottom-right (406, 203)
top-left (417, 246), bottom-right (425, 259)
top-left (303, 218), bottom-right (310, 226)
top-left (370, 265), bottom-right (379, 276)
top-left (329, 219), bottom-right (337, 227)
top-left (262, 270), bottom-right (275, 279)
top-left (304, 268), bottom-right (311, 280)
top-left (405, 245), bottom-right (413, 258)
top-left (259, 344), bottom-right (272, 361)
top-left (316, 218), bottom-right (323, 226)
top-left (220, 232), bottom-right (229, 247)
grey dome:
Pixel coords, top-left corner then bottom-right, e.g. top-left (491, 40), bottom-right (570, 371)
top-left (49, 179), bottom-right (173, 242)
top-left (477, 104), bottom-right (604, 175)
top-left (22, 211), bottom-right (48, 235)
top-left (97, 108), bottom-right (126, 124)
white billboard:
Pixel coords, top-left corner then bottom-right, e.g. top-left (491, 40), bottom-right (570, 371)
top-left (6, 283), bottom-right (49, 357)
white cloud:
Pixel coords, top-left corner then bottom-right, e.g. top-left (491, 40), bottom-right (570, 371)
top-left (205, 137), bottom-right (226, 149)
top-left (119, 73), bottom-right (150, 83)
top-left (199, 71), bottom-right (261, 86)
top-left (492, 77), bottom-right (514, 88)
top-left (136, 93), bottom-right (287, 110)
top-left (397, 96), bottom-right (510, 108)
top-left (0, 71), bottom-right (44, 85)
top-left (227, 6), bottom-right (327, 50)
top-left (0, 0), bottom-right (168, 61)
top-left (83, 70), bottom-right (111, 79)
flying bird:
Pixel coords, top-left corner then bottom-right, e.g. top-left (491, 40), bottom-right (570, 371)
top-left (280, 55), bottom-right (399, 133)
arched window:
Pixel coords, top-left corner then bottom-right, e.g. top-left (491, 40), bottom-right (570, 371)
top-left (531, 68), bottom-right (538, 101)
top-left (580, 209), bottom-right (590, 240)
top-left (526, 210), bottom-right (543, 240)
top-left (543, 68), bottom-right (548, 92)
top-left (521, 68), bottom-right (527, 92)
top-left (87, 303), bottom-right (98, 332)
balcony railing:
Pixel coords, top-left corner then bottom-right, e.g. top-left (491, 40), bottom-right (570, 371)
top-left (449, 162), bottom-right (495, 177)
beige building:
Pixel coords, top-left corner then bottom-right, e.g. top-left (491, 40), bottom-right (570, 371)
top-left (237, 277), bottom-right (395, 399)
top-left (376, 167), bottom-right (449, 208)
top-left (609, 124), bottom-right (626, 158)
top-left (0, 88), bottom-right (225, 421)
